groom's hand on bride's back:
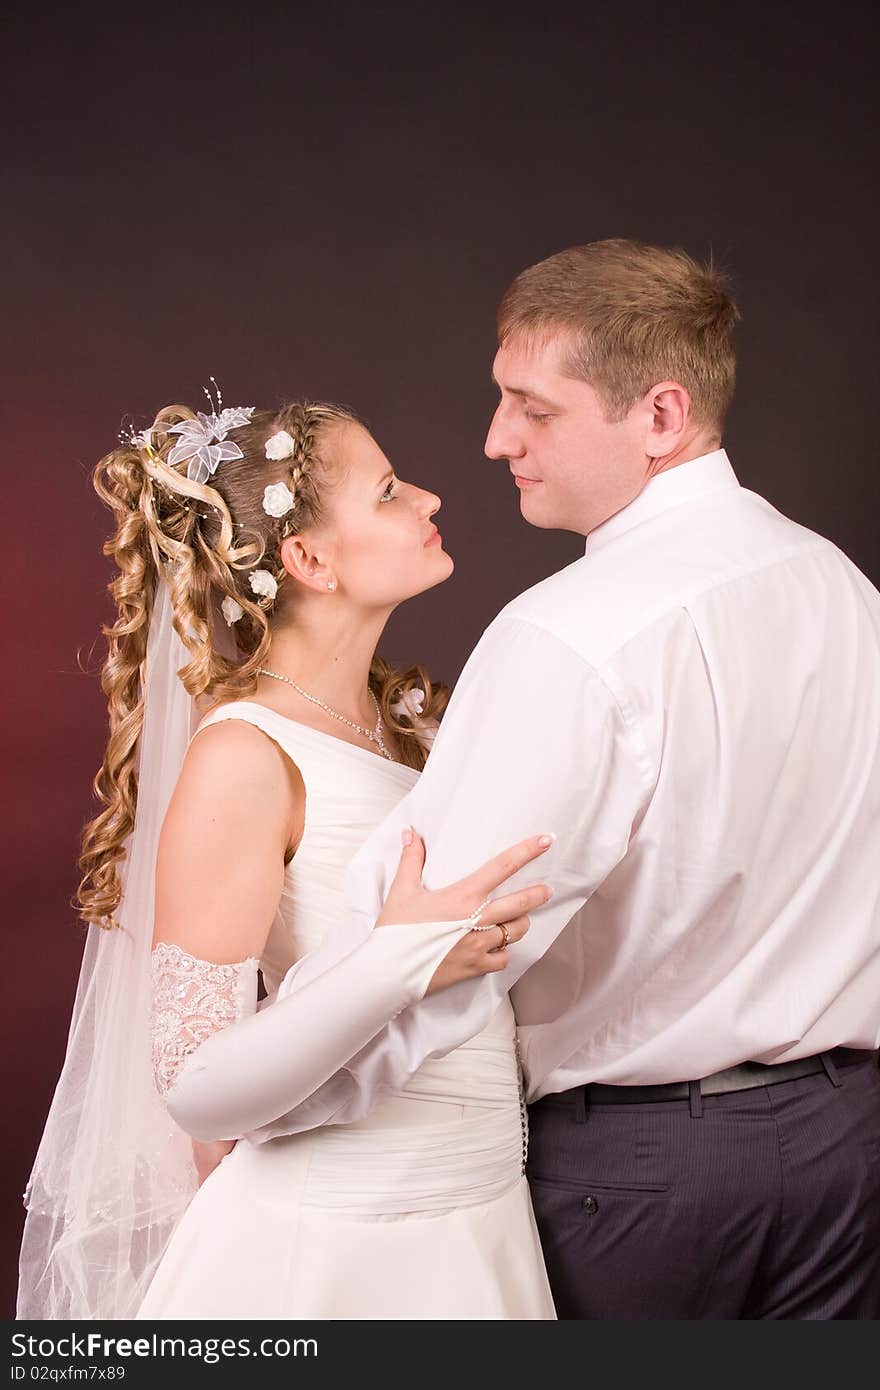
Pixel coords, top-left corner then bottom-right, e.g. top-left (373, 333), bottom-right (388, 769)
top-left (377, 829), bottom-right (554, 994)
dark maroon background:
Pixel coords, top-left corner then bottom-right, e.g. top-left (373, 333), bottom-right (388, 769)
top-left (3, 3), bottom-right (878, 1317)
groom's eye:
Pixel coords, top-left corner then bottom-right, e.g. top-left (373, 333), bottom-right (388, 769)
top-left (525, 410), bottom-right (551, 423)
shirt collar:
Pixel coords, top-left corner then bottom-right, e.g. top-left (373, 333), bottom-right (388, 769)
top-left (584, 448), bottom-right (740, 556)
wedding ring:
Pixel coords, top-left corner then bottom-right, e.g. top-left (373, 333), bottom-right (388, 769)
top-left (498, 923), bottom-right (511, 950)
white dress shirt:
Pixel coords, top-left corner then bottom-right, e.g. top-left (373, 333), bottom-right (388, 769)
top-left (255, 448), bottom-right (880, 1138)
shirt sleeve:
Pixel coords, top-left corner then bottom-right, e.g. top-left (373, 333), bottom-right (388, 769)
top-left (248, 614), bottom-right (652, 1142)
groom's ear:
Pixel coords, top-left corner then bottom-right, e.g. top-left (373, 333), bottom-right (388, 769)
top-left (279, 533), bottom-right (334, 593)
top-left (644, 379), bottom-right (691, 457)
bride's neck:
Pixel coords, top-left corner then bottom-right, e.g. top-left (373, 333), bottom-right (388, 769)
top-left (260, 599), bottom-right (391, 720)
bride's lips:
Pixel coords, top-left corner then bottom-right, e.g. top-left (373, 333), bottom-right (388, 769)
top-left (424, 525), bottom-right (442, 547)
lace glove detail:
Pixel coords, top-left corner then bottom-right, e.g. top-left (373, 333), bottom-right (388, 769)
top-left (150, 942), bottom-right (260, 1098)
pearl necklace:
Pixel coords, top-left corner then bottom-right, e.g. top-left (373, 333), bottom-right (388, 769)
top-left (255, 667), bottom-right (394, 761)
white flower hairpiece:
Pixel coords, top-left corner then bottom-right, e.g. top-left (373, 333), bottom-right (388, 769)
top-left (390, 686), bottom-right (426, 721)
top-left (262, 481), bottom-right (296, 518)
top-left (390, 685), bottom-right (438, 752)
top-left (249, 569), bottom-right (278, 602)
top-left (265, 430), bottom-right (296, 461)
top-left (165, 379), bottom-right (255, 485)
top-left (221, 595), bottom-right (244, 626)
top-left (168, 408), bottom-right (256, 485)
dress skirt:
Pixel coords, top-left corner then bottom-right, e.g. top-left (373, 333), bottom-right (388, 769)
top-left (136, 1011), bottom-right (556, 1320)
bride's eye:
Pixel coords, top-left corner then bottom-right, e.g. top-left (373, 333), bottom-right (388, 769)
top-left (380, 479), bottom-right (397, 502)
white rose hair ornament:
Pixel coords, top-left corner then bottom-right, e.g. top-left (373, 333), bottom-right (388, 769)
top-left (390, 684), bottom-right (439, 751)
top-left (215, 427), bottom-right (301, 624)
top-left (260, 429), bottom-right (298, 520)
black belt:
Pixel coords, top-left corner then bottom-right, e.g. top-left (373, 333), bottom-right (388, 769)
top-left (546, 1047), bottom-right (877, 1106)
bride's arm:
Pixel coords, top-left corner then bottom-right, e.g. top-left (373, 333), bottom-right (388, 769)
top-left (155, 911), bottom-right (480, 1141)
top-left (150, 716), bottom-right (303, 1148)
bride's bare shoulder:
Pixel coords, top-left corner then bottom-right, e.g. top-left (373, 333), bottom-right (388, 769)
top-left (164, 715), bottom-right (305, 844)
top-left (153, 716), bottom-right (305, 956)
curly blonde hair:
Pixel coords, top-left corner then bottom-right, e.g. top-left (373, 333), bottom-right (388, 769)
top-left (77, 400), bottom-right (448, 931)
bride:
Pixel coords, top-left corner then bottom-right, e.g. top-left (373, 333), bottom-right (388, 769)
top-left (18, 392), bottom-right (556, 1320)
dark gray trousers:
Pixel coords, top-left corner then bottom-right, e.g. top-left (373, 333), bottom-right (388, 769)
top-left (526, 1055), bottom-right (880, 1319)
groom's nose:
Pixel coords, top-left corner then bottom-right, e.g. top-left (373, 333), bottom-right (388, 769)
top-left (484, 404), bottom-right (524, 461)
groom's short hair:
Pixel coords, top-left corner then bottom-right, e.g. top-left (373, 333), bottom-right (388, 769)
top-left (497, 239), bottom-right (740, 431)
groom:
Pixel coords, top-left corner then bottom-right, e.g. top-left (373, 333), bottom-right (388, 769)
top-left (263, 239), bottom-right (880, 1318)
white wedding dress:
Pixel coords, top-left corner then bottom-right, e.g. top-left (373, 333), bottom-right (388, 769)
top-left (135, 702), bottom-right (555, 1320)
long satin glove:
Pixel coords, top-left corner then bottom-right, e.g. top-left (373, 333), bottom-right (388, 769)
top-left (154, 919), bottom-right (473, 1142)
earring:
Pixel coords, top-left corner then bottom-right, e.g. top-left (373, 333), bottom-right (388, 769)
top-left (327, 579), bottom-right (337, 591)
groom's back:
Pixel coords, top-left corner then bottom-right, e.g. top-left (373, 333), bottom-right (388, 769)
top-left (507, 471), bottom-right (880, 1078)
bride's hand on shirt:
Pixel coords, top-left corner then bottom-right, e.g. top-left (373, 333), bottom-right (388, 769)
top-left (377, 828), bottom-right (554, 993)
